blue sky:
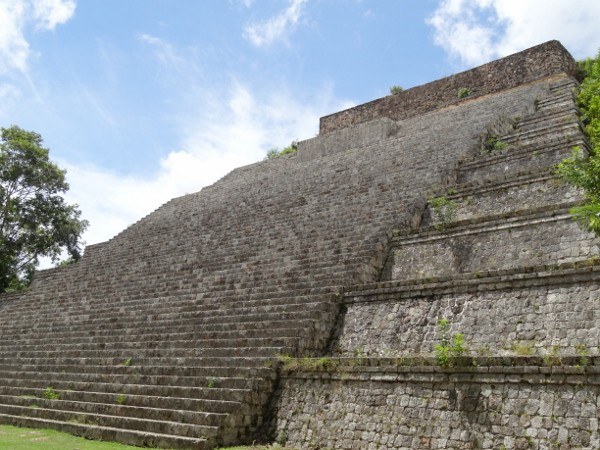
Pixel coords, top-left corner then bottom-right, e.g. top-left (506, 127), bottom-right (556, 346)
top-left (1, 0), bottom-right (600, 251)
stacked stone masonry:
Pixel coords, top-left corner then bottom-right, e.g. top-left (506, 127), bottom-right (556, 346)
top-left (0, 40), bottom-right (597, 449)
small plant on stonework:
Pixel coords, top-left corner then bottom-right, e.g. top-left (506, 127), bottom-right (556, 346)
top-left (434, 318), bottom-right (467, 367)
top-left (120, 358), bottom-right (132, 367)
top-left (389, 85), bottom-right (404, 95)
top-left (511, 341), bottom-right (535, 356)
top-left (352, 345), bottom-right (366, 358)
top-left (266, 140), bottom-right (298, 159)
top-left (576, 344), bottom-right (590, 367)
top-left (115, 394), bottom-right (127, 405)
top-left (457, 87), bottom-right (471, 99)
top-left (207, 379), bottom-right (216, 388)
top-left (481, 133), bottom-right (508, 155)
top-left (542, 346), bottom-right (562, 367)
top-left (429, 195), bottom-right (458, 229)
top-left (43, 387), bottom-right (60, 400)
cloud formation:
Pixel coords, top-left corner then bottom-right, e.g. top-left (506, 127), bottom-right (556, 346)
top-left (244, 0), bottom-right (307, 47)
top-left (0, 0), bottom-right (75, 74)
top-left (428, 0), bottom-right (600, 67)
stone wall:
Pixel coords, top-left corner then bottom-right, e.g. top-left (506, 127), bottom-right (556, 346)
top-left (274, 361), bottom-right (600, 450)
top-left (319, 40), bottom-right (577, 135)
top-left (336, 264), bottom-right (600, 358)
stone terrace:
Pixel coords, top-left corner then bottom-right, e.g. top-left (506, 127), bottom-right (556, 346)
top-left (0, 41), bottom-right (595, 449)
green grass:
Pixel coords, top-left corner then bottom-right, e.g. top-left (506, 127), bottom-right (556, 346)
top-left (0, 425), bottom-right (294, 450)
top-left (0, 425), bottom-right (139, 449)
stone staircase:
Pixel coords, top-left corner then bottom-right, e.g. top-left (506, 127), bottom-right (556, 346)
top-left (333, 77), bottom-right (599, 359)
top-left (0, 41), bottom-right (592, 449)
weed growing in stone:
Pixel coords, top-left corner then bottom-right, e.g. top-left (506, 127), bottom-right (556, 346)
top-left (120, 358), bottom-right (132, 367)
top-left (266, 140), bottom-right (298, 159)
top-left (542, 346), bottom-right (562, 367)
top-left (115, 394), bottom-right (127, 405)
top-left (43, 387), bottom-right (60, 400)
top-left (434, 318), bottom-right (467, 367)
top-left (511, 341), bottom-right (535, 356)
top-left (481, 134), bottom-right (508, 155)
top-left (389, 85), bottom-right (404, 95)
top-left (457, 87), bottom-right (471, 99)
top-left (428, 195), bottom-right (458, 229)
top-left (576, 344), bottom-right (590, 367)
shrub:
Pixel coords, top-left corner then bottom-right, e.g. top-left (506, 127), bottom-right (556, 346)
top-left (557, 49), bottom-right (600, 235)
top-left (389, 85), bottom-right (404, 95)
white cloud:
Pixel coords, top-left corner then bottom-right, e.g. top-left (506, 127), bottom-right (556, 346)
top-left (244, 0), bottom-right (307, 47)
top-left (32, 0), bottom-right (75, 30)
top-left (0, 1), bottom-right (29, 73)
top-left (0, 0), bottom-right (75, 74)
top-left (428, 0), bottom-right (600, 67)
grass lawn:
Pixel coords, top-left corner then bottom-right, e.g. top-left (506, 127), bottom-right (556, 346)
top-left (0, 424), bottom-right (291, 450)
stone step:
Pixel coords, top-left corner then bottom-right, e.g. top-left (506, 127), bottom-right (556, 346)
top-left (426, 172), bottom-right (581, 227)
top-left (3, 356), bottom-right (273, 369)
top-left (457, 136), bottom-right (587, 185)
top-left (0, 394), bottom-right (226, 427)
top-left (0, 335), bottom-right (302, 353)
top-left (0, 345), bottom-right (295, 360)
top-left (0, 413), bottom-right (212, 449)
top-left (0, 301), bottom-right (332, 334)
top-left (2, 320), bottom-right (316, 346)
top-left (0, 385), bottom-right (244, 415)
top-left (1, 319), bottom-right (322, 346)
top-left (0, 363), bottom-right (272, 379)
top-left (512, 103), bottom-right (578, 135)
top-left (0, 403), bottom-right (219, 439)
top-left (502, 119), bottom-right (581, 148)
top-left (0, 376), bottom-right (253, 404)
top-left (1, 283), bottom-right (340, 318)
top-left (387, 205), bottom-right (598, 281)
top-left (0, 369), bottom-right (267, 391)
top-left (0, 326), bottom-right (309, 349)
top-left (0, 312), bottom-right (323, 343)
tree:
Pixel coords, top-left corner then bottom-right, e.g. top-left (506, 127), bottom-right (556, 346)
top-left (0, 126), bottom-right (88, 292)
top-left (556, 50), bottom-right (600, 234)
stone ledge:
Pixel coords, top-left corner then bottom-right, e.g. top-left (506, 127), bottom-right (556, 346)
top-left (393, 203), bottom-right (578, 240)
top-left (279, 356), bottom-right (600, 380)
top-left (343, 259), bottom-right (600, 301)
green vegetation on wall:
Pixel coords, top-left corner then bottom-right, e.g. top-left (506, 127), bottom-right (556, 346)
top-left (266, 140), bottom-right (298, 159)
top-left (557, 50), bottom-right (600, 233)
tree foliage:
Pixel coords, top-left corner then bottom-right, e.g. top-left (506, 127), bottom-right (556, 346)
top-left (557, 50), bottom-right (600, 234)
top-left (0, 126), bottom-right (88, 292)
